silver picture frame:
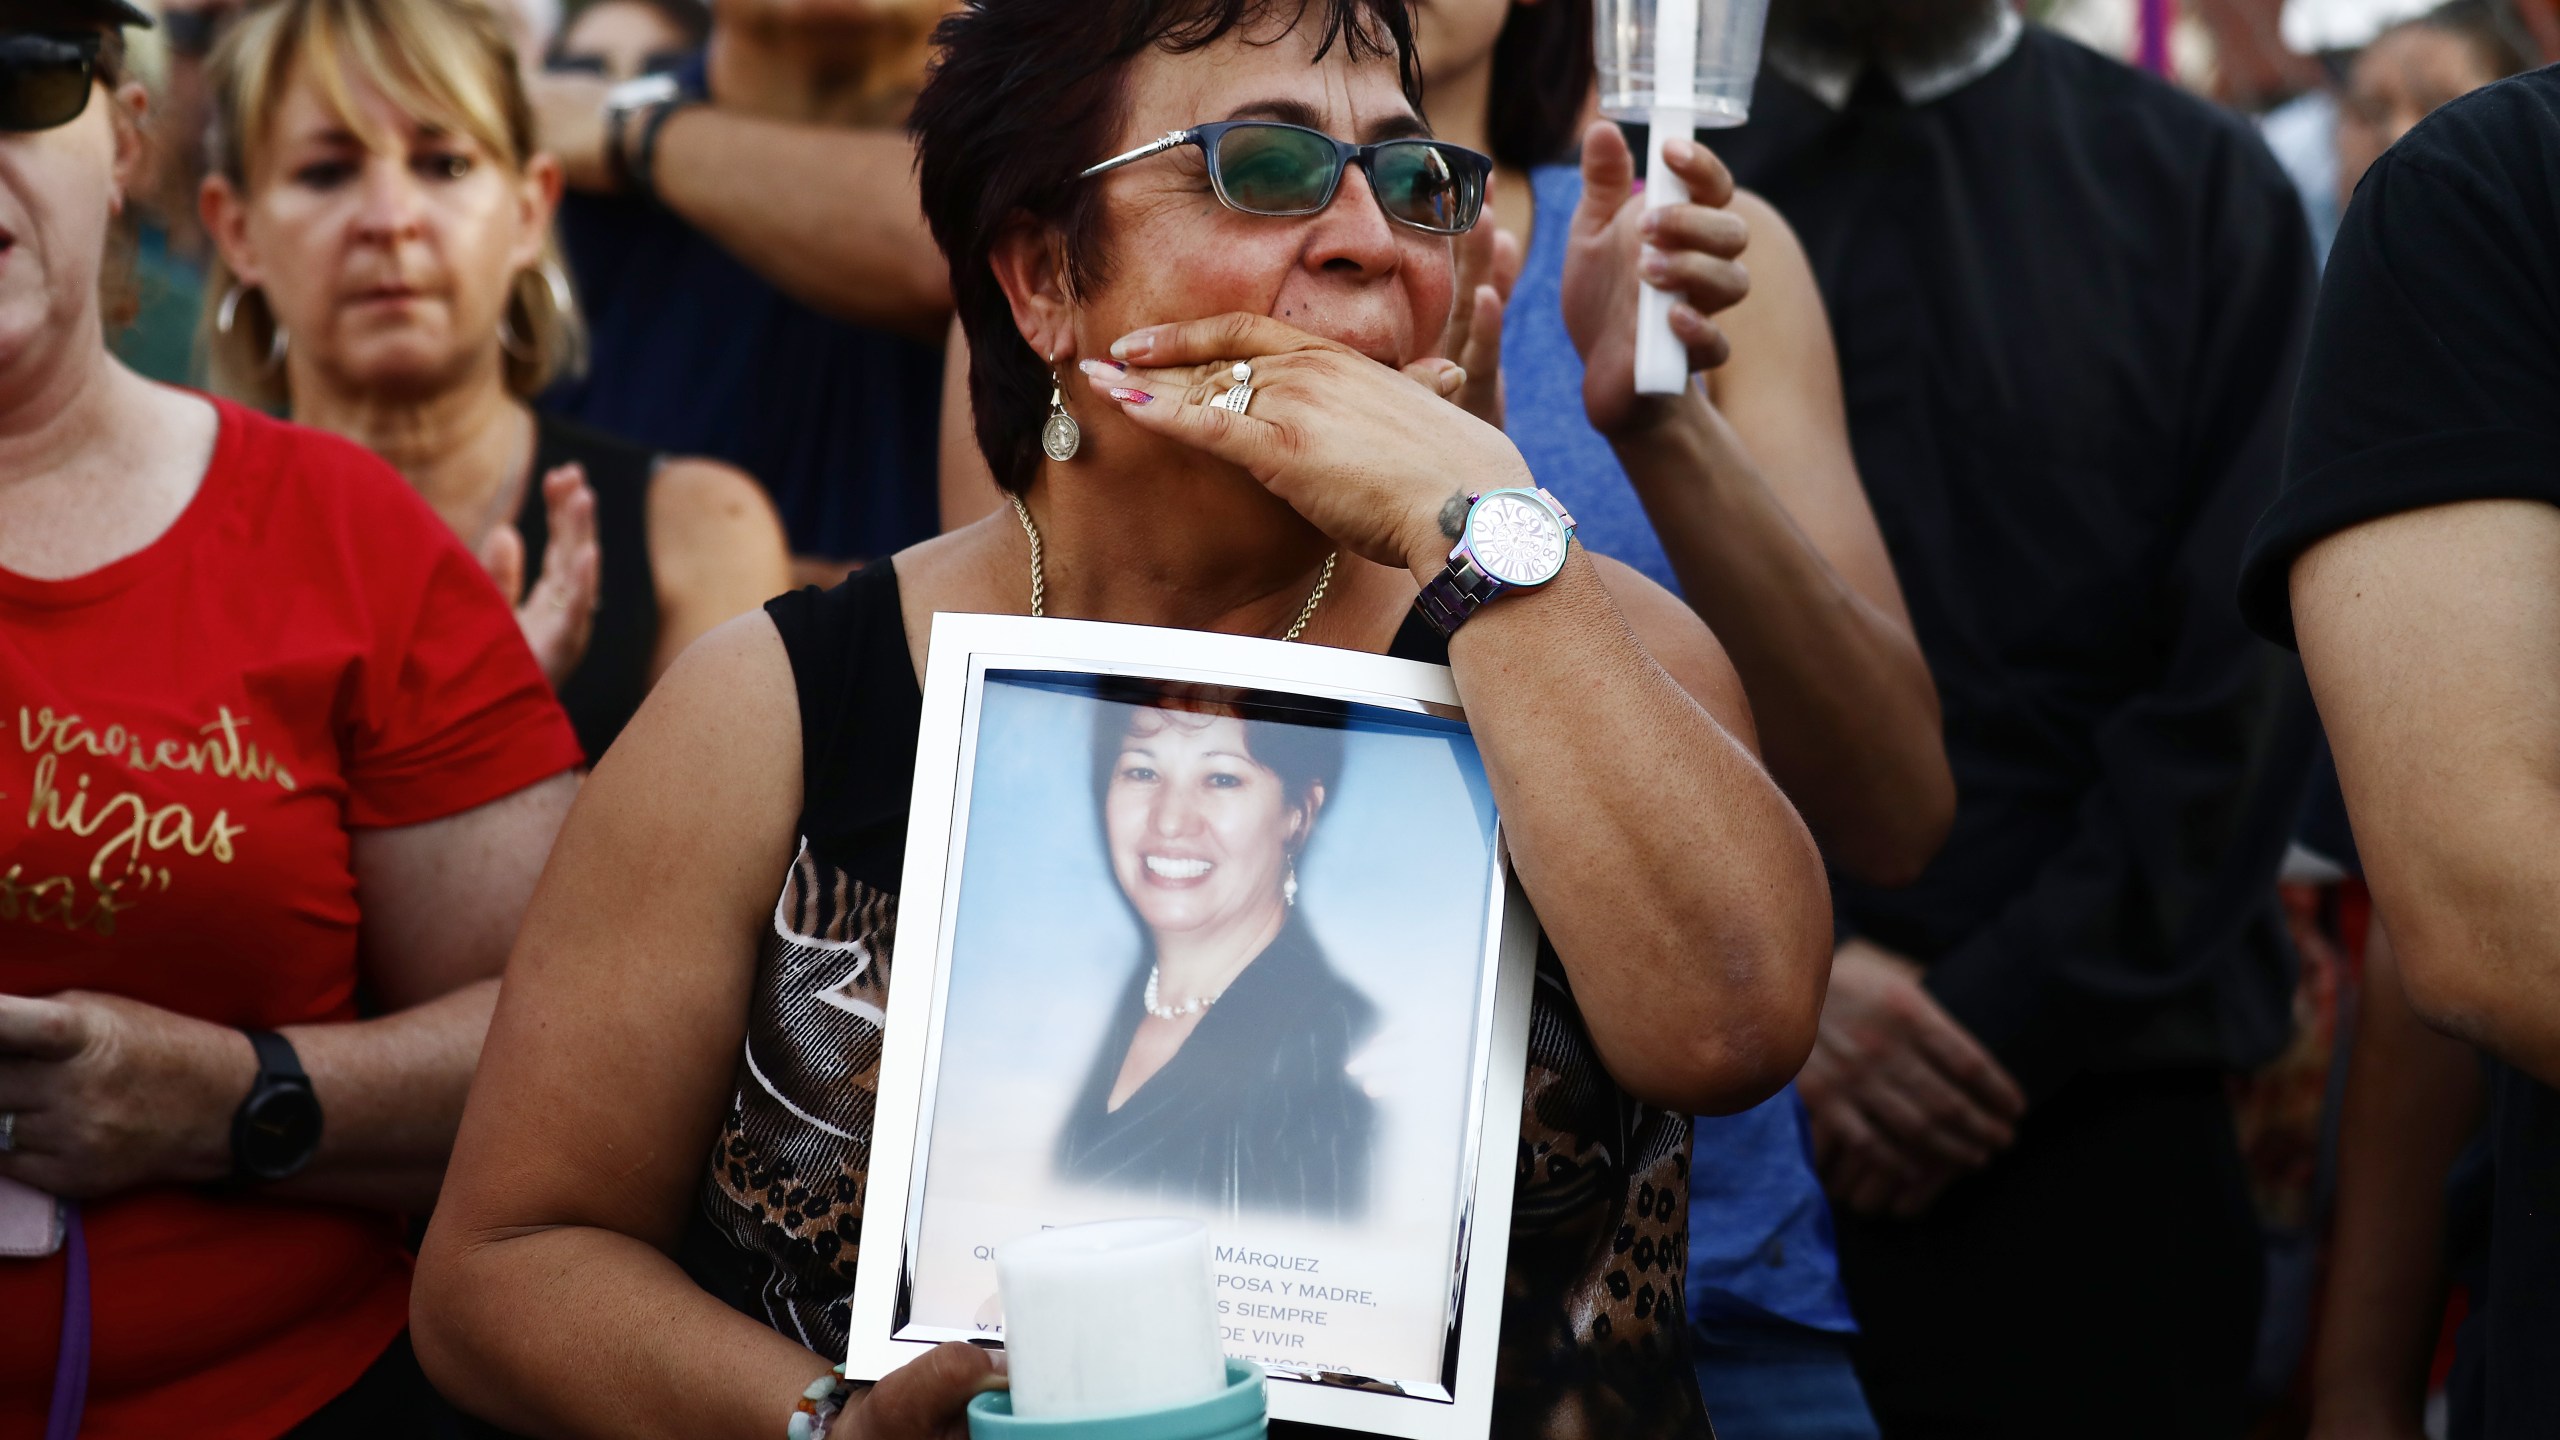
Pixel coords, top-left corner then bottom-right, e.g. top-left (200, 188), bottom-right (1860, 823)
top-left (848, 613), bottom-right (1538, 1440)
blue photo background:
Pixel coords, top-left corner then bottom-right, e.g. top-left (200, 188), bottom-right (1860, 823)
top-left (922, 669), bottom-right (1503, 1226)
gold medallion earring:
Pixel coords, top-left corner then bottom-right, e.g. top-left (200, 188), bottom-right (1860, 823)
top-left (1041, 368), bottom-right (1082, 463)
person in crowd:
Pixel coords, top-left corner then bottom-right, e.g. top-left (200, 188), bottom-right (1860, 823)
top-left (2237, 59), bottom-right (2560, 1440)
top-left (937, 7), bottom-right (1948, 1416)
top-left (412, 2), bottom-right (1837, 1436)
top-left (1701, 0), bottom-right (2321, 1429)
top-left (528, 0), bottom-right (954, 582)
top-left (196, 0), bottom-right (791, 764)
top-left (2332, 0), bottom-right (2530, 213)
top-left (1056, 685), bottom-right (1376, 1218)
top-left (548, 0), bottom-right (708, 83)
top-left (0, 1), bottom-right (583, 1432)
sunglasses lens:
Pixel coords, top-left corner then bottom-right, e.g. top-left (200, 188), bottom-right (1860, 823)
top-left (0, 47), bottom-right (94, 134)
top-left (1372, 142), bottom-right (1483, 233)
top-left (1211, 125), bottom-right (1339, 215)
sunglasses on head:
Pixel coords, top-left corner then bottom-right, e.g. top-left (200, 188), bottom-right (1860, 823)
top-left (0, 32), bottom-right (99, 135)
top-left (1080, 120), bottom-right (1491, 235)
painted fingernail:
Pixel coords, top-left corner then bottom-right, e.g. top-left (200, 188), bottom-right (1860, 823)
top-left (1077, 357), bottom-right (1125, 379)
top-left (1640, 247), bottom-right (1669, 281)
top-left (1108, 386), bottom-right (1153, 405)
top-left (1110, 330), bottom-right (1153, 361)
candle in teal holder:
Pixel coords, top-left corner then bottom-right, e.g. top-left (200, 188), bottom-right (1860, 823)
top-left (973, 1218), bottom-right (1267, 1440)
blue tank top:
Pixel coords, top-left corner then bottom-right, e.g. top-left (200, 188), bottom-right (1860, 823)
top-left (1503, 162), bottom-right (1856, 1335)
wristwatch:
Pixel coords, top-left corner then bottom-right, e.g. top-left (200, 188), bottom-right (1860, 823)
top-left (602, 72), bottom-right (684, 197)
top-left (1414, 487), bottom-right (1578, 637)
top-left (230, 1030), bottom-right (323, 1183)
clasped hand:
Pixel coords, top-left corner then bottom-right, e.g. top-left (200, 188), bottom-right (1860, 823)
top-left (0, 991), bottom-right (253, 1199)
top-left (1082, 313), bottom-right (1533, 578)
top-left (1797, 940), bottom-right (2027, 1217)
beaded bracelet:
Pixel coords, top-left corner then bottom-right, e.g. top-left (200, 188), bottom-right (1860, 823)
top-left (788, 1364), bottom-right (853, 1440)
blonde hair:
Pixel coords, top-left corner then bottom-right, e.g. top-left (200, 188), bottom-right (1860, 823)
top-left (200, 0), bottom-right (584, 409)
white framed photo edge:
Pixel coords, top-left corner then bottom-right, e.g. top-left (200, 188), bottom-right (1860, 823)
top-left (848, 612), bottom-right (1538, 1440)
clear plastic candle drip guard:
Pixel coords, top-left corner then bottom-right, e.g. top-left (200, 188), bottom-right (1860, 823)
top-left (1597, 0), bottom-right (1775, 392)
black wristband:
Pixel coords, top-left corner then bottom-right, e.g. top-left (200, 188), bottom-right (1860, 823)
top-left (629, 98), bottom-right (696, 204)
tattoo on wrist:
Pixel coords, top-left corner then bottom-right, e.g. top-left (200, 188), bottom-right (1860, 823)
top-left (1437, 491), bottom-right (1471, 542)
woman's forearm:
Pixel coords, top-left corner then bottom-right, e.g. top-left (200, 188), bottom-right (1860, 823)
top-left (1612, 405), bottom-right (1952, 886)
top-left (415, 1221), bottom-right (834, 1440)
top-left (270, 979), bottom-right (500, 1209)
top-left (2310, 919), bottom-right (2484, 1432)
top-left (1435, 551), bottom-right (1833, 1114)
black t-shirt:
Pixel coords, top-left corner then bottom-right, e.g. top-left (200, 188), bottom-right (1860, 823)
top-left (2237, 64), bottom-right (2560, 1437)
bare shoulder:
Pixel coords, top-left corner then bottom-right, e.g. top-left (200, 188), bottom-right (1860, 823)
top-left (648, 458), bottom-right (786, 544)
top-left (1586, 553), bottom-right (1758, 753)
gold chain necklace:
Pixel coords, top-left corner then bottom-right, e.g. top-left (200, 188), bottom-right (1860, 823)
top-left (1008, 493), bottom-right (1336, 643)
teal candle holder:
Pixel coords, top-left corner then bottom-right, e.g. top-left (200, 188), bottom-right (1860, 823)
top-left (967, 1358), bottom-right (1267, 1440)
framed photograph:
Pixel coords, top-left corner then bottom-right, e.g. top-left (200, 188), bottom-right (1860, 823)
top-left (849, 614), bottom-right (1537, 1440)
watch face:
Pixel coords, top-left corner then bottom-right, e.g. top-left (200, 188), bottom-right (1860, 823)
top-left (1466, 491), bottom-right (1568, 586)
top-left (238, 1083), bottom-right (323, 1181)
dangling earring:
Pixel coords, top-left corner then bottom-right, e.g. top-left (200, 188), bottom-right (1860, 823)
top-left (1283, 860), bottom-right (1299, 908)
top-left (1041, 369), bottom-right (1081, 462)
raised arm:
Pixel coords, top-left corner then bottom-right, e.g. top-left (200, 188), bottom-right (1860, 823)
top-left (412, 619), bottom-right (997, 1439)
top-left (1093, 314), bottom-right (1834, 1116)
top-left (534, 75), bottom-right (951, 341)
top-left (1561, 126), bottom-right (1952, 886)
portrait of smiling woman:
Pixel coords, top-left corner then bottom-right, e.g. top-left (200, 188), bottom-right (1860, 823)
top-left (1056, 684), bottom-right (1377, 1219)
top-left (414, 1), bottom-right (1833, 1436)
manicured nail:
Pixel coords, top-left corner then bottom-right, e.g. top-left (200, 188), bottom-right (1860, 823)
top-left (1640, 247), bottom-right (1669, 281)
top-left (1110, 330), bottom-right (1154, 361)
top-left (1109, 386), bottom-right (1153, 405)
top-left (1077, 357), bottom-right (1125, 379)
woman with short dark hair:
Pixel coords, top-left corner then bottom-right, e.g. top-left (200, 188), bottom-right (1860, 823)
top-left (414, 2), bottom-right (1834, 1436)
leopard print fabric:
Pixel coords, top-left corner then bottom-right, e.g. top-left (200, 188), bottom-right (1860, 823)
top-left (1491, 965), bottom-right (1713, 1440)
top-left (692, 856), bottom-right (1712, 1437)
top-left (694, 840), bottom-right (896, 1356)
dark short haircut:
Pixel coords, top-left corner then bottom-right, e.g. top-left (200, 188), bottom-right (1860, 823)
top-left (1489, 0), bottom-right (1595, 170)
top-left (1088, 679), bottom-right (1349, 825)
top-left (911, 0), bottom-right (1422, 495)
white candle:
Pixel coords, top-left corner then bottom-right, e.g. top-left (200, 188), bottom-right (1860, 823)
top-left (995, 1217), bottom-right (1228, 1419)
top-left (1636, 0), bottom-right (1701, 395)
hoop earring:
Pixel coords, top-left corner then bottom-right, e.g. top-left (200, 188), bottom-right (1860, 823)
top-left (1283, 860), bottom-right (1299, 908)
top-left (499, 312), bottom-right (536, 361)
top-left (1040, 369), bottom-right (1081, 463)
top-left (217, 284), bottom-right (289, 374)
top-left (539, 258), bottom-right (574, 317)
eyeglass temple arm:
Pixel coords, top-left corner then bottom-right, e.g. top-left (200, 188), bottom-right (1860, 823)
top-left (1079, 129), bottom-right (1195, 180)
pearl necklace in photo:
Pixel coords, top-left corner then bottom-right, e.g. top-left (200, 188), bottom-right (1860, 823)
top-left (1144, 966), bottom-right (1224, 1021)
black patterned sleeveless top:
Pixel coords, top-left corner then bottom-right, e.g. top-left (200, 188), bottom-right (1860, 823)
top-left (679, 563), bottom-right (1713, 1437)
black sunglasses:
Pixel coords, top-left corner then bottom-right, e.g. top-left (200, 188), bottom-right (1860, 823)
top-left (0, 32), bottom-right (100, 136)
top-left (1080, 120), bottom-right (1491, 235)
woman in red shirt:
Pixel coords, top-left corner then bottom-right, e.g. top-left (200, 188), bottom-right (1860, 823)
top-left (0, 4), bottom-right (584, 1435)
